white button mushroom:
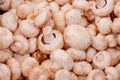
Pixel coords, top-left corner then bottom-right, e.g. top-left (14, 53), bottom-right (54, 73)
top-left (72, 0), bottom-right (89, 11)
top-left (16, 1), bottom-right (34, 19)
top-left (0, 49), bottom-right (13, 63)
top-left (50, 49), bottom-right (74, 71)
top-left (73, 61), bottom-right (92, 76)
top-left (114, 1), bottom-right (120, 17)
top-left (86, 47), bottom-right (97, 62)
top-left (0, 27), bottom-right (13, 49)
top-left (86, 69), bottom-right (105, 80)
top-left (55, 0), bottom-right (70, 6)
top-left (95, 17), bottom-right (112, 34)
top-left (19, 19), bottom-right (39, 37)
top-left (64, 24), bottom-right (91, 50)
top-left (92, 33), bottom-right (107, 50)
top-left (38, 26), bottom-right (64, 54)
top-left (53, 11), bottom-right (65, 32)
top-left (11, 0), bottom-right (24, 9)
top-left (65, 9), bottom-right (82, 26)
top-left (21, 57), bottom-right (39, 77)
top-left (105, 67), bottom-right (120, 80)
top-left (111, 18), bottom-right (120, 33)
top-left (105, 34), bottom-right (117, 47)
top-left (92, 0), bottom-right (115, 16)
top-left (29, 66), bottom-right (50, 80)
top-left (66, 48), bottom-right (86, 62)
top-left (49, 1), bottom-right (59, 13)
top-left (55, 69), bottom-right (71, 80)
top-left (0, 63), bottom-right (11, 80)
top-left (7, 58), bottom-right (21, 80)
top-left (34, 8), bottom-right (51, 27)
top-left (1, 9), bottom-right (18, 32)
top-left (61, 3), bottom-right (73, 13)
top-left (0, 0), bottom-right (11, 11)
top-left (10, 35), bottom-right (29, 55)
top-left (93, 51), bottom-right (112, 69)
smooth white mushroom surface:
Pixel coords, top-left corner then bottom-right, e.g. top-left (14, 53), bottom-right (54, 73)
top-left (0, 0), bottom-right (120, 80)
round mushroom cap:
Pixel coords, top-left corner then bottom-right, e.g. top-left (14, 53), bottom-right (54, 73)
top-left (64, 24), bottom-right (91, 50)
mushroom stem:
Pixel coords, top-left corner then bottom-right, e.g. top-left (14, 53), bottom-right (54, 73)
top-left (42, 26), bottom-right (54, 43)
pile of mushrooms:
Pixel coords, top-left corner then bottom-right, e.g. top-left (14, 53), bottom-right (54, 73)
top-left (1, 0), bottom-right (120, 80)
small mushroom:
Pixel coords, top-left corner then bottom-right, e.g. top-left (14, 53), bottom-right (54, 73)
top-left (7, 58), bottom-right (21, 80)
top-left (92, 0), bottom-right (115, 16)
top-left (21, 57), bottom-right (39, 77)
top-left (29, 66), bottom-right (50, 80)
top-left (93, 51), bottom-right (112, 69)
top-left (19, 19), bottom-right (39, 37)
top-left (66, 48), bottom-right (86, 62)
top-left (0, 0), bottom-right (11, 11)
top-left (10, 35), bottom-right (29, 55)
top-left (0, 27), bottom-right (13, 49)
top-left (73, 61), bottom-right (92, 76)
top-left (1, 9), bottom-right (18, 32)
top-left (86, 69), bottom-right (105, 80)
top-left (105, 67), bottom-right (120, 80)
top-left (55, 69), bottom-right (71, 80)
top-left (38, 26), bottom-right (64, 54)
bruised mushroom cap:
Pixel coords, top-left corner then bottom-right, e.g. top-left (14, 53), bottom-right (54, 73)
top-left (38, 26), bottom-right (64, 54)
top-left (0, 27), bottom-right (13, 49)
top-left (64, 24), bottom-right (91, 50)
top-left (92, 0), bottom-right (115, 16)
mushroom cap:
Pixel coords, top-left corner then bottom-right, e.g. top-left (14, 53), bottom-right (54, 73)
top-left (38, 30), bottom-right (64, 54)
top-left (64, 24), bottom-right (91, 50)
top-left (0, 27), bottom-right (13, 49)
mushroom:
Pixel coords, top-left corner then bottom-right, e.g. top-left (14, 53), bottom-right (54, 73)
top-left (28, 37), bottom-right (37, 53)
top-left (64, 24), bottom-right (91, 50)
top-left (55, 69), bottom-right (71, 80)
top-left (38, 26), bottom-right (64, 54)
top-left (50, 49), bottom-right (74, 71)
top-left (105, 34), bottom-right (117, 47)
top-left (0, 0), bottom-right (11, 11)
top-left (91, 33), bottom-right (107, 50)
top-left (11, 0), bottom-right (24, 9)
top-left (92, 0), bottom-right (115, 16)
top-left (66, 48), bottom-right (86, 62)
top-left (72, 0), bottom-right (89, 11)
top-left (21, 57), bottom-right (39, 77)
top-left (114, 1), bottom-right (120, 17)
top-left (0, 27), bottom-right (13, 49)
top-left (29, 66), bottom-right (50, 80)
top-left (55, 0), bottom-right (70, 6)
top-left (105, 67), bottom-right (120, 80)
top-left (111, 18), bottom-right (120, 33)
top-left (53, 11), bottom-right (65, 32)
top-left (19, 19), bottom-right (39, 37)
top-left (1, 9), bottom-right (18, 32)
top-left (7, 58), bottom-right (21, 80)
top-left (10, 35), bottom-right (29, 55)
top-left (86, 69), bottom-right (105, 80)
top-left (49, 1), bottom-right (59, 13)
top-left (86, 47), bottom-right (97, 62)
top-left (0, 49), bottom-right (13, 63)
top-left (0, 63), bottom-right (11, 80)
top-left (34, 7), bottom-right (51, 27)
top-left (73, 61), bottom-right (92, 76)
top-left (92, 51), bottom-right (112, 69)
top-left (16, 1), bottom-right (34, 19)
top-left (61, 3), bottom-right (73, 13)
top-left (95, 17), bottom-right (112, 34)
top-left (65, 9), bottom-right (82, 26)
